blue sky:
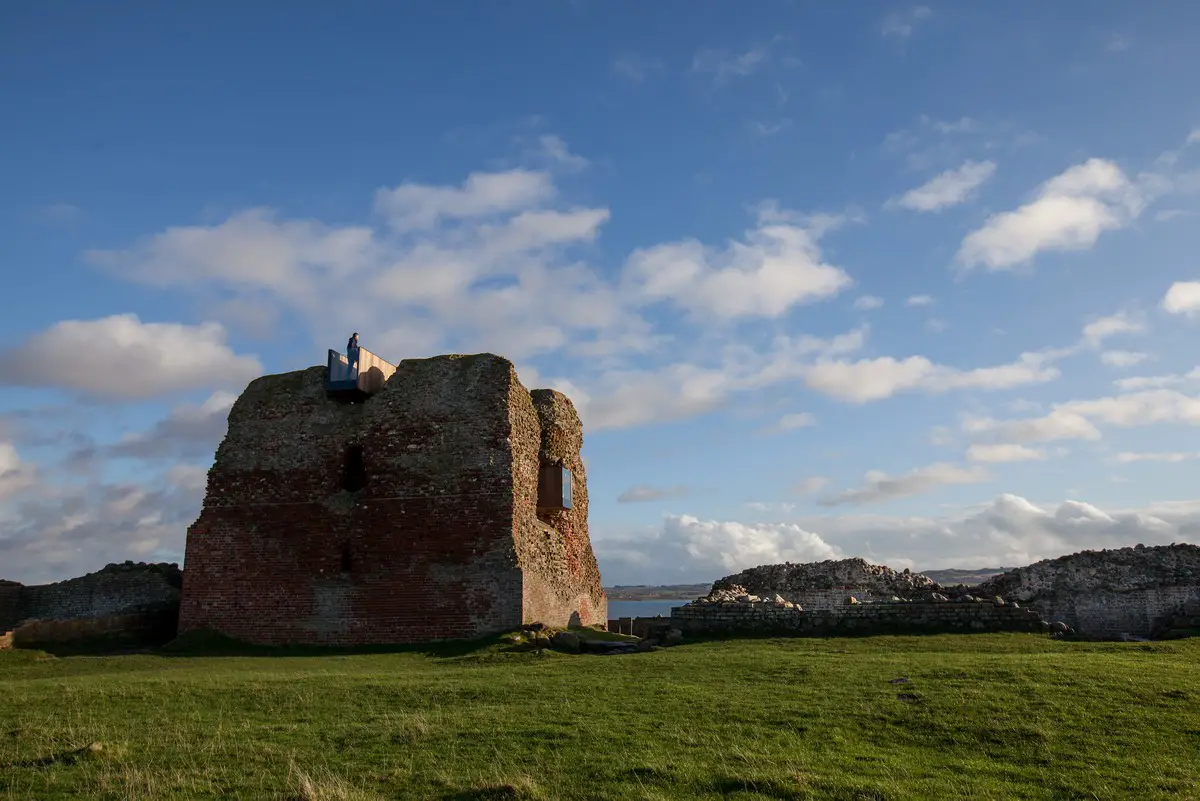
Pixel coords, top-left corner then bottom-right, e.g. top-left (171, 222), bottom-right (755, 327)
top-left (3, 1), bottom-right (1200, 585)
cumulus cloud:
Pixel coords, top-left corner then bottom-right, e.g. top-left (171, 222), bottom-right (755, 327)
top-left (0, 315), bottom-right (262, 400)
top-left (819, 462), bottom-right (990, 506)
top-left (594, 493), bottom-right (1200, 584)
top-left (906, 294), bottom-right (934, 307)
top-left (621, 205), bottom-right (853, 321)
top-left (1162, 281), bottom-right (1200, 316)
top-left (801, 349), bottom-right (1060, 403)
top-left (966, 443), bottom-right (1046, 463)
top-left (957, 159), bottom-right (1144, 271)
top-left (0, 460), bottom-right (203, 584)
top-left (891, 160), bottom-right (996, 212)
top-left (374, 169), bottom-right (556, 231)
top-left (854, 295), bottom-right (884, 310)
top-left (1082, 311), bottom-right (1145, 346)
top-left (0, 442), bottom-right (37, 501)
top-left (1101, 350), bottom-right (1149, 368)
top-left (617, 485), bottom-right (690, 503)
top-left (108, 391), bottom-right (235, 460)
top-left (1114, 451), bottom-right (1200, 463)
top-left (965, 388), bottom-right (1200, 447)
top-left (1114, 368), bottom-right (1200, 392)
top-left (963, 410), bottom-right (1101, 444)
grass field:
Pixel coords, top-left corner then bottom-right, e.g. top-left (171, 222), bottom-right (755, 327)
top-left (1, 632), bottom-right (1198, 800)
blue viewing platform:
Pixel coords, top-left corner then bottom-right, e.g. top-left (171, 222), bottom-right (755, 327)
top-left (325, 347), bottom-right (398, 398)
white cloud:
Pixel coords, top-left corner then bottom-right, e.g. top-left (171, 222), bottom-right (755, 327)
top-left (790, 476), bottom-right (829, 495)
top-left (0, 442), bottom-right (37, 501)
top-left (906, 295), bottom-right (934, 307)
top-left (87, 209), bottom-right (376, 304)
top-left (534, 135), bottom-right (589, 171)
top-left (0, 315), bottom-right (262, 400)
top-left (957, 159), bottom-right (1144, 271)
top-left (373, 169), bottom-right (556, 231)
top-left (691, 39), bottom-right (778, 83)
top-left (1114, 368), bottom-right (1200, 392)
top-left (109, 391), bottom-right (236, 459)
top-left (1114, 451), bottom-right (1200, 464)
top-left (1188, 128), bottom-right (1200, 147)
top-left (596, 493), bottom-right (1200, 584)
top-left (820, 462), bottom-right (990, 506)
top-left (854, 295), bottom-right (884, 310)
top-left (1162, 281), bottom-right (1200, 316)
top-left (667, 515), bottom-right (840, 572)
top-left (1100, 350), bottom-right (1149, 368)
top-left (963, 410), bottom-right (1101, 444)
top-left (881, 6), bottom-right (932, 40)
top-left (617, 485), bottom-right (690, 503)
top-left (966, 388), bottom-right (1200, 447)
top-left (621, 205), bottom-right (853, 321)
top-left (1082, 311), bottom-right (1145, 346)
top-left (775, 412), bottom-right (816, 431)
top-left (745, 501), bottom-right (797, 514)
top-left (802, 349), bottom-right (1060, 403)
top-left (891, 160), bottom-right (996, 212)
top-left (966, 443), bottom-right (1047, 463)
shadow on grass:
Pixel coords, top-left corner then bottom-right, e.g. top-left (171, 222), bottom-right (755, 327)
top-left (0, 742), bottom-right (105, 770)
top-left (151, 628), bottom-right (520, 659)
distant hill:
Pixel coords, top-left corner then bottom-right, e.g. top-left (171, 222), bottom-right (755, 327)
top-left (920, 567), bottom-right (1008, 587)
top-left (604, 583), bottom-right (712, 601)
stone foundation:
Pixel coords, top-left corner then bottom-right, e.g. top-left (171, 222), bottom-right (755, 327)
top-left (670, 595), bottom-right (1048, 636)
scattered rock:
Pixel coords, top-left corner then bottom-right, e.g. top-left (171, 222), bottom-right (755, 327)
top-left (550, 631), bottom-right (580, 653)
top-left (889, 677), bottom-right (911, 684)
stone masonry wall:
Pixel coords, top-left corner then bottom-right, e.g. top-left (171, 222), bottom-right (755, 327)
top-left (517, 389), bottom-right (606, 626)
top-left (671, 596), bottom-right (1048, 636)
top-left (977, 544), bottom-right (1200, 638)
top-left (11, 562), bottom-right (180, 626)
top-left (179, 353), bottom-right (604, 646)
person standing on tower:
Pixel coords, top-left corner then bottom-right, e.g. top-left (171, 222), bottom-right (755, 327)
top-left (346, 332), bottom-right (360, 371)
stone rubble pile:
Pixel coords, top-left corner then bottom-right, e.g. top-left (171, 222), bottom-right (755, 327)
top-left (712, 557), bottom-right (941, 600)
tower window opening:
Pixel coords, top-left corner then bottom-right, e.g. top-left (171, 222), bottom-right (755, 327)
top-left (341, 542), bottom-right (353, 574)
top-left (342, 444), bottom-right (367, 492)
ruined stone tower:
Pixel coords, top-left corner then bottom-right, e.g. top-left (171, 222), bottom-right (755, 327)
top-left (178, 352), bottom-right (607, 645)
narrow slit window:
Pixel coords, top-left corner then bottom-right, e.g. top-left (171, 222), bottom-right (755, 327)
top-left (340, 542), bottom-right (353, 574)
top-left (341, 444), bottom-right (367, 492)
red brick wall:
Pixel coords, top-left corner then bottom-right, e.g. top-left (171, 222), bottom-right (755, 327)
top-left (180, 354), bottom-right (607, 646)
top-left (180, 357), bottom-right (526, 645)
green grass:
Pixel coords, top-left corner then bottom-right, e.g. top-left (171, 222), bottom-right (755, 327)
top-left (1, 633), bottom-right (1198, 800)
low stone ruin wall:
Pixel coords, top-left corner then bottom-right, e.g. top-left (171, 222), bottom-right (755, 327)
top-left (9, 608), bottom-right (179, 650)
top-left (1151, 597), bottom-right (1200, 640)
top-left (670, 597), bottom-right (1048, 636)
top-left (1027, 586), bottom-right (1200, 640)
top-left (1, 562), bottom-right (181, 649)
